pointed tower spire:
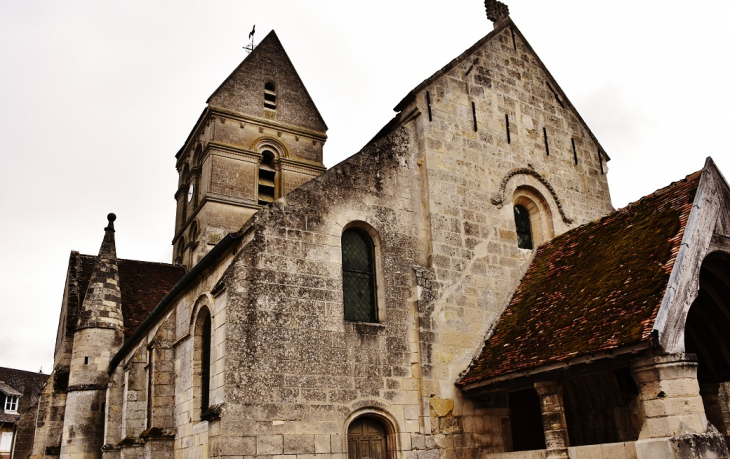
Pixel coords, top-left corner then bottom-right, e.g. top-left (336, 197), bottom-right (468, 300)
top-left (77, 213), bottom-right (123, 331)
top-left (485, 0), bottom-right (510, 27)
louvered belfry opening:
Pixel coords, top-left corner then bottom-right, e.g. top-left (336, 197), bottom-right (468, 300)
top-left (341, 228), bottom-right (377, 322)
top-left (348, 418), bottom-right (387, 459)
top-left (258, 150), bottom-right (276, 205)
top-left (264, 82), bottom-right (276, 110)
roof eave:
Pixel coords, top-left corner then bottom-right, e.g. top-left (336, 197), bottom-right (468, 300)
top-left (458, 340), bottom-right (654, 393)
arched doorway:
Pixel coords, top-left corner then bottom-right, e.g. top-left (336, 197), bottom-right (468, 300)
top-left (348, 417), bottom-right (387, 459)
top-left (685, 253), bottom-right (730, 446)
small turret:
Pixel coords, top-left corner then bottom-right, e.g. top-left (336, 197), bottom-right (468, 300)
top-left (76, 213), bottom-right (124, 332)
top-left (61, 214), bottom-right (124, 459)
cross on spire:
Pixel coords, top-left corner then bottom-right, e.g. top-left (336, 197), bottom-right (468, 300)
top-left (485, 0), bottom-right (510, 25)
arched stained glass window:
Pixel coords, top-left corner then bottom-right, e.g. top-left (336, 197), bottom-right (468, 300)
top-left (342, 229), bottom-right (377, 322)
top-left (514, 205), bottom-right (533, 250)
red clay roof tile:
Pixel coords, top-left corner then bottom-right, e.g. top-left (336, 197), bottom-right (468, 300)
top-left (458, 171), bottom-right (701, 387)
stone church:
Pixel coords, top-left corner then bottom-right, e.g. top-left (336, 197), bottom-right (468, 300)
top-left (20, 1), bottom-right (730, 458)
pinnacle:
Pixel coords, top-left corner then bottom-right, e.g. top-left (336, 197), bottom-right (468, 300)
top-left (485, 0), bottom-right (510, 25)
top-left (76, 213), bottom-right (123, 331)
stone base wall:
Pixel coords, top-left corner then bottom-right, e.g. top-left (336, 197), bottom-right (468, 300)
top-left (635, 432), bottom-right (729, 459)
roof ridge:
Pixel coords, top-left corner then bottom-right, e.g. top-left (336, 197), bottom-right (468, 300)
top-left (78, 254), bottom-right (183, 268)
top-left (617, 169), bottom-right (702, 213)
top-left (536, 168), bottom-right (703, 252)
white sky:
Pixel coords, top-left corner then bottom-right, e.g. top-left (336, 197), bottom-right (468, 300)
top-left (1, 0), bottom-right (729, 373)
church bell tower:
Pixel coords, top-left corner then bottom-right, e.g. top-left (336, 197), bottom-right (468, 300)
top-left (172, 30), bottom-right (328, 268)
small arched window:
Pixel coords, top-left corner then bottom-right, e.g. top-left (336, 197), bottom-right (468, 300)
top-left (190, 221), bottom-right (199, 243)
top-left (264, 82), bottom-right (276, 110)
top-left (514, 205), bottom-right (533, 250)
top-left (176, 237), bottom-right (186, 265)
top-left (258, 150), bottom-right (276, 205)
top-left (342, 228), bottom-right (377, 322)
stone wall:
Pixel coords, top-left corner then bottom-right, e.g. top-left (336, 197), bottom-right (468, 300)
top-left (106, 20), bottom-right (619, 459)
top-left (219, 125), bottom-right (428, 458)
top-left (389, 23), bottom-right (613, 457)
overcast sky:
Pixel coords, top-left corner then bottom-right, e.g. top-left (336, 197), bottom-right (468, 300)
top-left (2, 0), bottom-right (729, 373)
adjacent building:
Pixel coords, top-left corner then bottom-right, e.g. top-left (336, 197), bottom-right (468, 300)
top-left (0, 368), bottom-right (47, 459)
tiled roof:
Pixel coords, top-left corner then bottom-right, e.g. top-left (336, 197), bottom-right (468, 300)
top-left (458, 171), bottom-right (701, 387)
top-left (0, 367), bottom-right (48, 423)
top-left (78, 256), bottom-right (186, 339)
top-left (0, 382), bottom-right (21, 397)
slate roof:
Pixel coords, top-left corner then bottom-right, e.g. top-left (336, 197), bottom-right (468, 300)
top-left (458, 171), bottom-right (701, 388)
top-left (77, 256), bottom-right (186, 339)
top-left (0, 367), bottom-right (48, 423)
top-left (0, 382), bottom-right (21, 397)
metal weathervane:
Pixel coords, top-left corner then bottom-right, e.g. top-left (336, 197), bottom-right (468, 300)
top-left (244, 25), bottom-right (256, 53)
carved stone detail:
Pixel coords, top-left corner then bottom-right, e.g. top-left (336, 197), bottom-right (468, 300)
top-left (485, 0), bottom-right (510, 24)
top-left (491, 168), bottom-right (573, 224)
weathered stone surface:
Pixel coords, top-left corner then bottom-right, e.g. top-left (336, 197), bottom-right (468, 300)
top-left (35, 8), bottom-right (730, 459)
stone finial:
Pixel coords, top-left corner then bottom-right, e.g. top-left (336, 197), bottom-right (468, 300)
top-left (105, 213), bottom-right (116, 232)
top-left (77, 212), bottom-right (122, 331)
top-left (485, 0), bottom-right (510, 24)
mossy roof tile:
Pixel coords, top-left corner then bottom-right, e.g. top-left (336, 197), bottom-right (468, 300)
top-left (458, 171), bottom-right (702, 387)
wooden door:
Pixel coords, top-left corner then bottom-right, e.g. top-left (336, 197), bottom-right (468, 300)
top-left (348, 419), bottom-right (386, 459)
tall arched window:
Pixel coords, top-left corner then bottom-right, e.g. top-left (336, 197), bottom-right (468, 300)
top-left (514, 205), bottom-right (533, 250)
top-left (264, 82), bottom-right (276, 110)
top-left (193, 306), bottom-right (212, 418)
top-left (342, 228), bottom-right (377, 322)
top-left (180, 164), bottom-right (190, 223)
top-left (190, 220), bottom-right (199, 244)
top-left (201, 313), bottom-right (211, 411)
top-left (258, 150), bottom-right (276, 205)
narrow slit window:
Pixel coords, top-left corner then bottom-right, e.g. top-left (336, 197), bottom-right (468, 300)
top-left (598, 150), bottom-right (604, 175)
top-left (506, 114), bottom-right (511, 144)
top-left (514, 205), bottom-right (533, 250)
top-left (510, 26), bottom-right (517, 51)
top-left (543, 127), bottom-right (550, 156)
top-left (426, 91), bottom-right (432, 122)
top-left (572, 138), bottom-right (578, 166)
top-left (472, 102), bottom-right (478, 132)
top-left (342, 228), bottom-right (377, 323)
top-left (264, 82), bottom-right (276, 110)
top-left (258, 150), bottom-right (276, 205)
top-left (546, 81), bottom-right (565, 108)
